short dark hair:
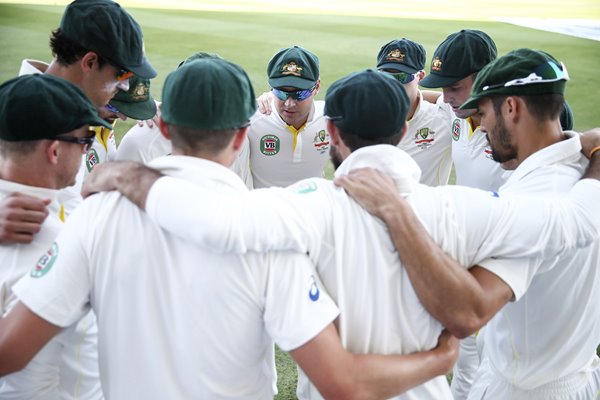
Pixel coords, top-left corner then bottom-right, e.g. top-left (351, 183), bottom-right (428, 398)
top-left (0, 138), bottom-right (43, 158)
top-left (336, 124), bottom-right (404, 152)
top-left (49, 28), bottom-right (108, 68)
top-left (167, 124), bottom-right (238, 154)
top-left (491, 93), bottom-right (563, 122)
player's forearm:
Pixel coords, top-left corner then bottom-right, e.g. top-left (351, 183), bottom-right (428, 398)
top-left (348, 344), bottom-right (457, 399)
top-left (584, 142), bottom-right (600, 179)
top-left (379, 197), bottom-right (491, 337)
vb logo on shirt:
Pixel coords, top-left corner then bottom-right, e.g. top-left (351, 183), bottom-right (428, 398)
top-left (86, 148), bottom-right (99, 172)
top-left (260, 135), bottom-right (280, 156)
top-left (452, 119), bottom-right (461, 141)
top-left (31, 242), bottom-right (59, 278)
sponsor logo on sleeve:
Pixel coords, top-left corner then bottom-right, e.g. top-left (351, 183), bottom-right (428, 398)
top-left (308, 275), bottom-right (320, 302)
top-left (452, 119), bottom-right (461, 141)
top-left (31, 242), bottom-right (59, 278)
top-left (86, 148), bottom-right (99, 172)
top-left (289, 180), bottom-right (318, 194)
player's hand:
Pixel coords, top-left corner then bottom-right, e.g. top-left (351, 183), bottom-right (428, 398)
top-left (137, 100), bottom-right (162, 128)
top-left (580, 128), bottom-right (600, 159)
top-left (334, 167), bottom-right (404, 219)
top-left (82, 161), bottom-right (138, 198)
top-left (434, 330), bottom-right (459, 374)
top-left (257, 91), bottom-right (274, 115)
top-left (0, 193), bottom-right (50, 244)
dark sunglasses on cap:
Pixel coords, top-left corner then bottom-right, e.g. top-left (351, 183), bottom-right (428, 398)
top-left (271, 84), bottom-right (317, 102)
top-left (55, 130), bottom-right (96, 153)
top-left (379, 70), bottom-right (417, 85)
top-left (103, 57), bottom-right (134, 82)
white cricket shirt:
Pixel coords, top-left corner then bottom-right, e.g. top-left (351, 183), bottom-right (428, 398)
top-left (13, 156), bottom-right (338, 400)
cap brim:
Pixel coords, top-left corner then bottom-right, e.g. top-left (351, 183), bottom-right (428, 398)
top-left (419, 73), bottom-right (464, 88)
top-left (126, 56), bottom-right (157, 79)
top-left (459, 96), bottom-right (480, 111)
top-left (110, 97), bottom-right (157, 120)
top-left (269, 76), bottom-right (315, 90)
top-left (377, 62), bottom-right (419, 74)
top-left (89, 114), bottom-right (113, 129)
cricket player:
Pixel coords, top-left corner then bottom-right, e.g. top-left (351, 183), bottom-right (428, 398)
top-left (0, 74), bottom-right (111, 399)
top-left (78, 69), bottom-right (600, 399)
top-left (242, 45), bottom-right (331, 188)
top-left (376, 38), bottom-right (453, 186)
top-left (342, 49), bottom-right (600, 400)
top-left (0, 58), bottom-right (459, 400)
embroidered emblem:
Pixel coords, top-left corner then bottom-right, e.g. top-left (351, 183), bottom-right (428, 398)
top-left (414, 128), bottom-right (435, 149)
top-left (308, 275), bottom-right (320, 301)
top-left (132, 82), bottom-right (149, 101)
top-left (86, 148), bottom-right (99, 172)
top-left (386, 49), bottom-right (405, 62)
top-left (431, 56), bottom-right (443, 71)
top-left (31, 243), bottom-right (59, 278)
top-left (282, 61), bottom-right (303, 77)
top-left (312, 130), bottom-right (330, 154)
top-left (452, 119), bottom-right (461, 141)
top-left (260, 134), bottom-right (280, 156)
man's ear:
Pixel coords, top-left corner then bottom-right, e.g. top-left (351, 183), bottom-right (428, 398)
top-left (504, 96), bottom-right (521, 124)
top-left (232, 127), bottom-right (249, 152)
top-left (80, 52), bottom-right (100, 73)
top-left (158, 117), bottom-right (171, 140)
top-left (326, 119), bottom-right (341, 146)
top-left (45, 140), bottom-right (61, 166)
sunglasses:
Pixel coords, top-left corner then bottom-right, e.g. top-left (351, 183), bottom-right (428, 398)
top-left (381, 70), bottom-right (417, 85)
top-left (482, 61), bottom-right (569, 91)
top-left (55, 131), bottom-right (96, 153)
top-left (105, 103), bottom-right (119, 113)
top-left (271, 85), bottom-right (316, 102)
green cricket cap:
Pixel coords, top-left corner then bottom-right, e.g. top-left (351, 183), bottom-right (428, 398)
top-left (0, 74), bottom-right (111, 141)
top-left (161, 58), bottom-right (257, 130)
top-left (60, 0), bottom-right (156, 79)
top-left (324, 69), bottom-right (409, 139)
top-left (376, 38), bottom-right (426, 74)
top-left (177, 51), bottom-right (223, 68)
top-left (420, 29), bottom-right (497, 88)
top-left (461, 48), bottom-right (569, 110)
top-left (267, 46), bottom-right (319, 90)
top-left (109, 75), bottom-right (156, 120)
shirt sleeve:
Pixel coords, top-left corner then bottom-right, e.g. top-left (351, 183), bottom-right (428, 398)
top-left (262, 251), bottom-right (339, 352)
top-left (12, 205), bottom-right (92, 328)
top-left (445, 179), bottom-right (600, 264)
top-left (145, 176), bottom-right (329, 256)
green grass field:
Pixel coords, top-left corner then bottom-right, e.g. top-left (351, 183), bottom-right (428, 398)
top-left (1, 2), bottom-right (599, 398)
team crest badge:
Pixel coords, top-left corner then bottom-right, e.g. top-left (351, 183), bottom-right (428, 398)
top-left (414, 128), bottom-right (434, 149)
top-left (132, 82), bottom-right (149, 101)
top-left (431, 57), bottom-right (443, 71)
top-left (86, 148), bottom-right (99, 172)
top-left (282, 61), bottom-right (303, 77)
top-left (452, 119), bottom-right (461, 141)
top-left (386, 49), bottom-right (405, 62)
top-left (312, 130), bottom-right (330, 154)
top-left (260, 134), bottom-right (280, 155)
top-left (31, 243), bottom-right (59, 278)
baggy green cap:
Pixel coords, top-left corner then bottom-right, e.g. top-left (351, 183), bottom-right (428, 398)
top-left (420, 29), bottom-right (496, 88)
top-left (267, 46), bottom-right (319, 90)
top-left (60, 0), bottom-right (156, 79)
top-left (461, 48), bottom-right (569, 110)
top-left (177, 51), bottom-right (223, 68)
top-left (161, 58), bottom-right (257, 130)
top-left (0, 74), bottom-right (111, 141)
top-left (109, 75), bottom-right (157, 120)
top-left (324, 69), bottom-right (409, 139)
top-left (376, 38), bottom-right (426, 74)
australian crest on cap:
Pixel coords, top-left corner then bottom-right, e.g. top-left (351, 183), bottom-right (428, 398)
top-left (132, 82), bottom-right (149, 101)
top-left (387, 49), bottom-right (405, 62)
top-left (282, 61), bottom-right (303, 76)
top-left (432, 57), bottom-right (443, 71)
